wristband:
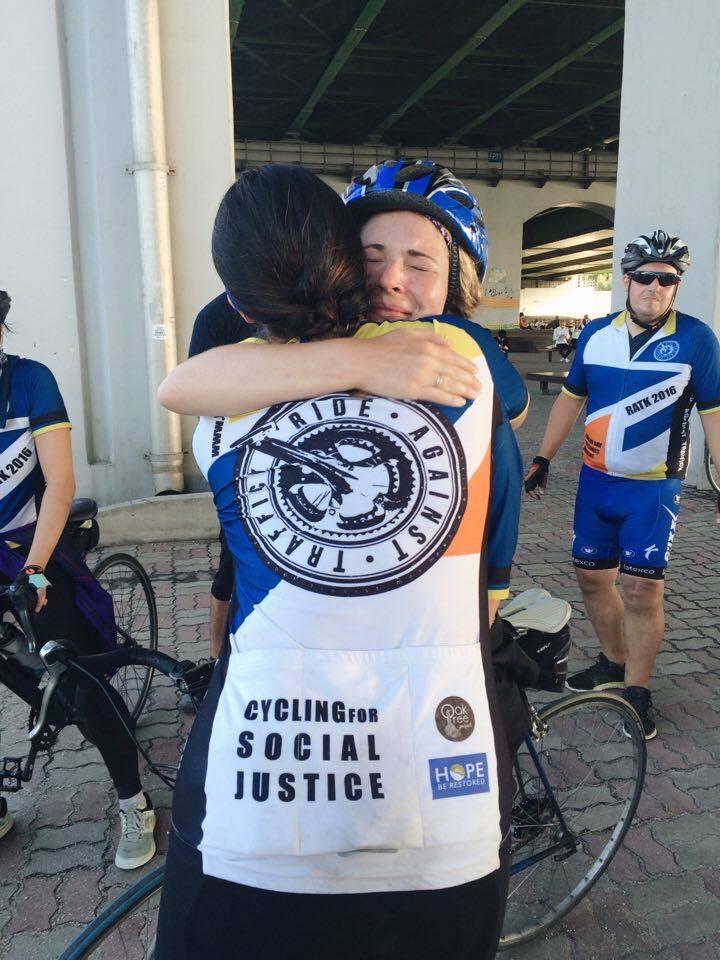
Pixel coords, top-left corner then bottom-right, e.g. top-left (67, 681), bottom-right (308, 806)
top-left (21, 566), bottom-right (51, 590)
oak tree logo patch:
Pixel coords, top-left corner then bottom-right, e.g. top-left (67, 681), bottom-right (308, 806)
top-left (435, 696), bottom-right (475, 741)
top-left (232, 394), bottom-right (466, 596)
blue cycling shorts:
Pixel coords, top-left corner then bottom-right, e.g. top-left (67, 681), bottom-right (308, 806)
top-left (572, 466), bottom-right (681, 580)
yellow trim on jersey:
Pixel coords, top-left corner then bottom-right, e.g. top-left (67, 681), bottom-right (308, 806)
top-left (488, 587), bottom-right (510, 601)
top-left (509, 394), bottom-right (530, 429)
top-left (355, 320), bottom-right (482, 361)
top-left (32, 421), bottom-right (71, 438)
top-left (699, 405), bottom-right (720, 416)
top-left (612, 309), bottom-right (677, 335)
top-left (561, 385), bottom-right (585, 400)
top-left (624, 461), bottom-right (668, 481)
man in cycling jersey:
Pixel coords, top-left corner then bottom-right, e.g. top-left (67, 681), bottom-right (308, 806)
top-left (524, 231), bottom-right (720, 739)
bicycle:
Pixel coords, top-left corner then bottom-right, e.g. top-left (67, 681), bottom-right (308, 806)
top-left (37, 641), bottom-right (210, 960)
top-left (0, 497), bottom-right (158, 796)
top-left (58, 676), bottom-right (646, 958)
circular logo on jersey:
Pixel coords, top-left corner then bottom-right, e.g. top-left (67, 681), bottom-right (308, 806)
top-left (623, 549), bottom-right (635, 558)
top-left (654, 340), bottom-right (679, 362)
top-left (581, 546), bottom-right (598, 555)
top-left (435, 696), bottom-right (475, 741)
top-left (449, 763), bottom-right (466, 782)
top-left (233, 394), bottom-right (467, 596)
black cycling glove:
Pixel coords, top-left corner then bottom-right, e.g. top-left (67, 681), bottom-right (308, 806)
top-left (524, 456), bottom-right (550, 496)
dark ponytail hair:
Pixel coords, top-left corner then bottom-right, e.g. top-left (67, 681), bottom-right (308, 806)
top-left (0, 292), bottom-right (10, 327)
top-left (212, 165), bottom-right (367, 341)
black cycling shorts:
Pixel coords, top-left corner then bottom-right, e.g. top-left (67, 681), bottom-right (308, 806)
top-left (155, 833), bottom-right (510, 960)
top-left (211, 529), bottom-right (234, 602)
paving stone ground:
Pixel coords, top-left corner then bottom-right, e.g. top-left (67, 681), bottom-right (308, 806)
top-left (1, 349), bottom-right (719, 959)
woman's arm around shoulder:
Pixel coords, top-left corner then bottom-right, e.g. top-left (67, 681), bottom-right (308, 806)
top-left (157, 329), bottom-right (481, 417)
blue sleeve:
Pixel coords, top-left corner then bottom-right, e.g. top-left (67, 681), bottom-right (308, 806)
top-left (563, 323), bottom-right (593, 399)
top-left (487, 417), bottom-right (523, 597)
top-left (437, 317), bottom-right (529, 423)
top-left (188, 294), bottom-right (254, 357)
top-left (24, 361), bottom-right (70, 434)
top-left (691, 322), bottom-right (720, 414)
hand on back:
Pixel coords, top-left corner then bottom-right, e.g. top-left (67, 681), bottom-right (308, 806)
top-left (356, 329), bottom-right (480, 407)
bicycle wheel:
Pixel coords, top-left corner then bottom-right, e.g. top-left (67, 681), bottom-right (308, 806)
top-left (93, 553), bottom-right (158, 721)
top-left (499, 691), bottom-right (646, 949)
top-left (705, 444), bottom-right (720, 494)
top-left (58, 866), bottom-right (163, 959)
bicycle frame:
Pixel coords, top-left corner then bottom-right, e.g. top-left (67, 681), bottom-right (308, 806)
top-left (509, 733), bottom-right (577, 877)
top-left (0, 653), bottom-right (50, 791)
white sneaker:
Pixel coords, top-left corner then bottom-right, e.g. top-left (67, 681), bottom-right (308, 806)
top-left (0, 797), bottom-right (13, 840)
top-left (115, 793), bottom-right (157, 870)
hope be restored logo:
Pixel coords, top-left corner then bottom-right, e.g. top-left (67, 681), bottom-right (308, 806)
top-left (232, 394), bottom-right (467, 596)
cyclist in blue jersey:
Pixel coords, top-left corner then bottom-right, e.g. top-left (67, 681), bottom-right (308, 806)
top-left (162, 160), bottom-right (528, 620)
top-left (524, 232), bottom-right (720, 738)
top-left (0, 291), bottom-right (155, 867)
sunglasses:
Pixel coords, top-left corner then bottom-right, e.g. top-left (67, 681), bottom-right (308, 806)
top-left (627, 270), bottom-right (681, 287)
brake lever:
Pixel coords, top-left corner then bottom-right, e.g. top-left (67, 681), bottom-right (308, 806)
top-left (28, 640), bottom-right (69, 740)
top-left (8, 581), bottom-right (40, 654)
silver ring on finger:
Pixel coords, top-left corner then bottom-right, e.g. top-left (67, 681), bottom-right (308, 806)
top-left (434, 373), bottom-right (444, 388)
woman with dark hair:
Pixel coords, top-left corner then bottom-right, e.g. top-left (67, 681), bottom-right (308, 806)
top-left (161, 159), bottom-right (527, 619)
top-left (0, 292), bottom-right (155, 868)
top-left (156, 164), bottom-right (512, 959)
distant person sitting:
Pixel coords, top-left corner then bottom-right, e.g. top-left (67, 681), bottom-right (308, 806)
top-left (552, 319), bottom-right (572, 362)
top-left (495, 329), bottom-right (511, 355)
top-left (518, 312), bottom-right (527, 329)
top-left (569, 322), bottom-right (580, 354)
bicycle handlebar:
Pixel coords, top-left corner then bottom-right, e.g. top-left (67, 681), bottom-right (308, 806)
top-left (0, 582), bottom-right (41, 653)
top-left (42, 641), bottom-right (197, 687)
top-left (0, 581), bottom-right (196, 684)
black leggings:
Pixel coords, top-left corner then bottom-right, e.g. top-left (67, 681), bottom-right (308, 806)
top-left (155, 834), bottom-right (510, 960)
top-left (211, 529), bottom-right (234, 603)
top-left (3, 559), bottom-right (142, 799)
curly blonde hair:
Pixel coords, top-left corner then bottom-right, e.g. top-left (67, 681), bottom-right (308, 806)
top-left (446, 248), bottom-right (483, 319)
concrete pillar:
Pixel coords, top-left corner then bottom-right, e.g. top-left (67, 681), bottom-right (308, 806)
top-left (612, 1), bottom-right (720, 487)
top-left (0, 1), bottom-right (234, 503)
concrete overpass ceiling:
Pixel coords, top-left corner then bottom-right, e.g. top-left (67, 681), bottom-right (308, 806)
top-left (230, 0), bottom-right (625, 154)
top-left (522, 204), bottom-right (614, 282)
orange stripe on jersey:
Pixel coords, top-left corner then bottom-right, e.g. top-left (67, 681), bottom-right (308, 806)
top-left (443, 447), bottom-right (491, 558)
top-left (582, 414), bottom-right (611, 472)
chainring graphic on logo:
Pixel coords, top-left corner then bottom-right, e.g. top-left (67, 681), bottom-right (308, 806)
top-left (654, 340), bottom-right (679, 361)
top-left (435, 696), bottom-right (475, 741)
top-left (233, 394), bottom-right (467, 596)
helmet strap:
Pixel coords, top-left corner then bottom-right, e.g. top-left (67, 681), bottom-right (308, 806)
top-left (625, 280), bottom-right (678, 331)
top-left (444, 242), bottom-right (460, 313)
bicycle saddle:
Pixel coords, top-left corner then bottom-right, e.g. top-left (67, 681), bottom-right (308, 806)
top-left (68, 498), bottom-right (98, 523)
top-left (500, 588), bottom-right (572, 635)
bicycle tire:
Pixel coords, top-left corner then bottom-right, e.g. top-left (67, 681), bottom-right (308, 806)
top-left (705, 444), bottom-right (720, 494)
top-left (92, 553), bottom-right (158, 721)
top-left (57, 865), bottom-right (164, 959)
top-left (499, 691), bottom-right (646, 949)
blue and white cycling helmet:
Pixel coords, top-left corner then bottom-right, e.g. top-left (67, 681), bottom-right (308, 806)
top-left (621, 230), bottom-right (690, 275)
top-left (342, 160), bottom-right (489, 304)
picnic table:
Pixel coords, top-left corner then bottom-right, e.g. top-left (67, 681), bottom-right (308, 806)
top-left (525, 370), bottom-right (569, 395)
